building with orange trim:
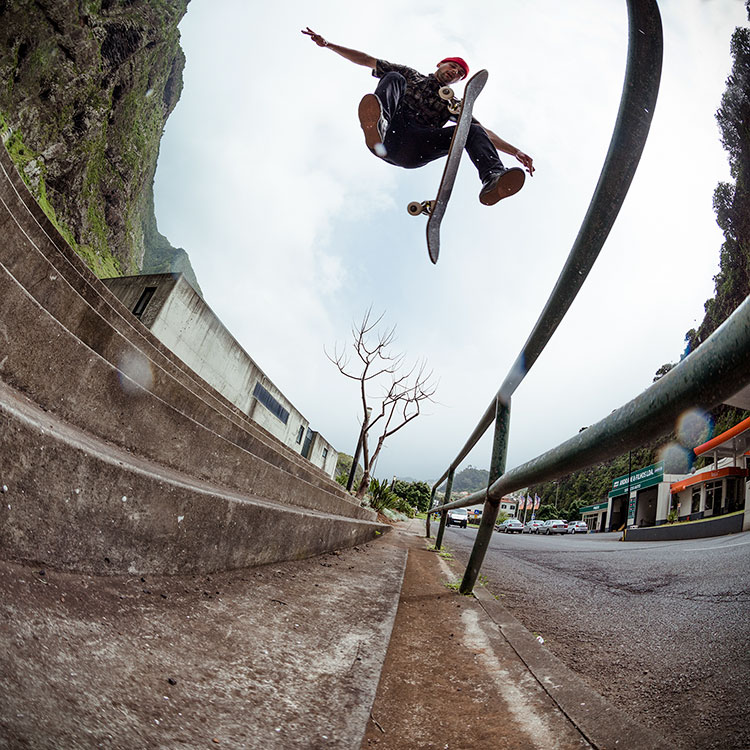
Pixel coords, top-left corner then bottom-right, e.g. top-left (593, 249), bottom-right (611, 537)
top-left (577, 416), bottom-right (750, 535)
top-left (669, 415), bottom-right (750, 529)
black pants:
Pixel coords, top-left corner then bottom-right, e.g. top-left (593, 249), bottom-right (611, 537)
top-left (375, 72), bottom-right (505, 182)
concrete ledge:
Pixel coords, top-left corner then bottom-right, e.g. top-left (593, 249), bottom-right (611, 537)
top-left (0, 144), bottom-right (352, 501)
top-left (0, 380), bottom-right (389, 576)
top-left (623, 512), bottom-right (744, 541)
top-left (0, 539), bottom-right (407, 748)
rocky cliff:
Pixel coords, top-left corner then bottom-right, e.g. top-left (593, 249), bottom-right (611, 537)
top-left (0, 0), bottom-right (201, 293)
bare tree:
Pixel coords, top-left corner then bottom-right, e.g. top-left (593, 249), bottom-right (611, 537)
top-left (327, 308), bottom-right (438, 500)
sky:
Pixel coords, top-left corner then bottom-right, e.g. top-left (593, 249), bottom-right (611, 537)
top-left (153, 0), bottom-right (748, 485)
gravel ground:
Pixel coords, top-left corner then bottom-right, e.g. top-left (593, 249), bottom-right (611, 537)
top-left (443, 526), bottom-right (750, 750)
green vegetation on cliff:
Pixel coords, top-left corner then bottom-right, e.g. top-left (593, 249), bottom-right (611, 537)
top-left (0, 0), bottom-right (200, 287)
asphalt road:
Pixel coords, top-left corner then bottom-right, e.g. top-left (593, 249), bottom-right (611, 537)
top-left (441, 525), bottom-right (750, 750)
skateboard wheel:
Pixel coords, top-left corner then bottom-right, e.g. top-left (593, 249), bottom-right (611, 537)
top-left (438, 86), bottom-right (454, 101)
top-left (407, 201), bottom-right (423, 216)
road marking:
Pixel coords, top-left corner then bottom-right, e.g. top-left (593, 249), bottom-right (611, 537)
top-left (681, 536), bottom-right (750, 552)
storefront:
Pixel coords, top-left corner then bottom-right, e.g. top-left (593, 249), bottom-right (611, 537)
top-left (670, 415), bottom-right (750, 527)
top-left (606, 461), bottom-right (687, 529)
top-left (670, 467), bottom-right (747, 521)
top-left (580, 501), bottom-right (608, 532)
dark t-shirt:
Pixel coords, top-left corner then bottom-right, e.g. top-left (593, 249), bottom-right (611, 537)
top-left (373, 59), bottom-right (457, 129)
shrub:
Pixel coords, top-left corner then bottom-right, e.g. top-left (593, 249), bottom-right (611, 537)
top-left (368, 478), bottom-right (396, 512)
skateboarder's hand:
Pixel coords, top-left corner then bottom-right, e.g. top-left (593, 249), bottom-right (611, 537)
top-left (515, 151), bottom-right (535, 176)
top-left (302, 27), bottom-right (328, 47)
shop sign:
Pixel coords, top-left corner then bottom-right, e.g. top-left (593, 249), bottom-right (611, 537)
top-left (608, 461), bottom-right (664, 498)
top-left (581, 501), bottom-right (608, 513)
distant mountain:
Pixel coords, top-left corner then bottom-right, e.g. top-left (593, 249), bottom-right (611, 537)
top-left (452, 466), bottom-right (490, 493)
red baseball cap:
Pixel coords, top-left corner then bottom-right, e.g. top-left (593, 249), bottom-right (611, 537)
top-left (437, 56), bottom-right (469, 79)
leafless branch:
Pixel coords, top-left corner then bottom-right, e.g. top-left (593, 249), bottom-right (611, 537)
top-left (327, 309), bottom-right (439, 498)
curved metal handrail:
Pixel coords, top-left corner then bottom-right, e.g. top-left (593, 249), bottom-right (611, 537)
top-left (432, 0), bottom-right (663, 493)
top-left (431, 295), bottom-right (750, 513)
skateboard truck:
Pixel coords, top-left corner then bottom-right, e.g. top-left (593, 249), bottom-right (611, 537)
top-left (407, 200), bottom-right (434, 216)
top-left (438, 86), bottom-right (462, 115)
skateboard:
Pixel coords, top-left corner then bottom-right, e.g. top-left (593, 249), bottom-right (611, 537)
top-left (407, 69), bottom-right (488, 264)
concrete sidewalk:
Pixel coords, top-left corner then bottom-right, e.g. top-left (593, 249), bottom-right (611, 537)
top-left (0, 519), bottom-right (670, 749)
top-left (363, 519), bottom-right (671, 750)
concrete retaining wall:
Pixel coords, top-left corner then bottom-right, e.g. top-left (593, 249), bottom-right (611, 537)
top-left (0, 141), bottom-right (386, 574)
top-left (623, 512), bottom-right (744, 542)
top-left (0, 144), bottom-right (348, 500)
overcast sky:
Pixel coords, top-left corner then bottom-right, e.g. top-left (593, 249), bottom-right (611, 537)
top-left (153, 0), bottom-right (748, 484)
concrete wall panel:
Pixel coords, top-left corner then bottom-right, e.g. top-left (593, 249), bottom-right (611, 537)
top-left (0, 141), bottom-right (378, 574)
top-left (0, 384), bottom-right (387, 575)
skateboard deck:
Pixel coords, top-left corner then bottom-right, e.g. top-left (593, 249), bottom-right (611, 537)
top-left (407, 69), bottom-right (488, 264)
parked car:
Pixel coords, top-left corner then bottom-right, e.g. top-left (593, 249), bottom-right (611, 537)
top-left (446, 508), bottom-right (468, 528)
top-left (540, 519), bottom-right (568, 535)
top-left (497, 518), bottom-right (524, 533)
top-left (522, 520), bottom-right (544, 534)
top-left (567, 520), bottom-right (589, 534)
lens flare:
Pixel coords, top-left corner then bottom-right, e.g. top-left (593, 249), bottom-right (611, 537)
top-left (675, 409), bottom-right (713, 448)
top-left (117, 350), bottom-right (154, 395)
top-left (656, 442), bottom-right (692, 474)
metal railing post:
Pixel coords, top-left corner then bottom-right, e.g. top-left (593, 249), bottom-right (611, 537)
top-left (426, 487), bottom-right (437, 538)
top-left (460, 398), bottom-right (510, 594)
top-left (434, 468), bottom-right (455, 550)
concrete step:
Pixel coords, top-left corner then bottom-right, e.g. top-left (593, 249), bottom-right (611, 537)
top-left (0, 140), bottom-right (384, 576)
top-left (0, 143), bottom-right (353, 504)
top-left (0, 377), bottom-right (388, 575)
top-left (0, 537), bottom-right (406, 748)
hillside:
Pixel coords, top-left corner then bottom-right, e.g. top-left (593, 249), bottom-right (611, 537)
top-left (0, 0), bottom-right (201, 291)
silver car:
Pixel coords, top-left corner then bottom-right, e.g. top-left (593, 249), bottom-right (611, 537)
top-left (498, 518), bottom-right (524, 533)
top-left (540, 519), bottom-right (568, 535)
top-left (567, 521), bottom-right (589, 534)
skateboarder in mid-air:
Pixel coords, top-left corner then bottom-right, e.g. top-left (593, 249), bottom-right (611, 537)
top-left (302, 27), bottom-right (534, 206)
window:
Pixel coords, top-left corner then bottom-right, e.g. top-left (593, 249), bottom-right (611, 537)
top-left (252, 382), bottom-right (289, 424)
top-left (296, 425), bottom-right (304, 444)
top-left (322, 448), bottom-right (328, 460)
top-left (691, 486), bottom-right (701, 513)
top-left (726, 478), bottom-right (738, 513)
top-left (132, 286), bottom-right (156, 318)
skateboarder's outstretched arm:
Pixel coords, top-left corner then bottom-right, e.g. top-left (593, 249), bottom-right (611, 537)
top-left (480, 123), bottom-right (535, 176)
top-left (302, 28), bottom-right (377, 70)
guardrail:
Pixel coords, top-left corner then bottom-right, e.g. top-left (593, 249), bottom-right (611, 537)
top-left (428, 0), bottom-right (670, 593)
